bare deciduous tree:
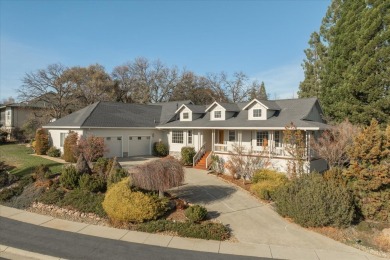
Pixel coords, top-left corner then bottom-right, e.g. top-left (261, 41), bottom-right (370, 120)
top-left (311, 119), bottom-right (360, 169)
top-left (18, 63), bottom-right (73, 119)
top-left (223, 71), bottom-right (249, 102)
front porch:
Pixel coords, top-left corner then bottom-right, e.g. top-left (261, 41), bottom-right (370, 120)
top-left (167, 129), bottom-right (315, 170)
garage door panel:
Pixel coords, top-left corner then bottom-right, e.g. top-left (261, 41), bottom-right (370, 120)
top-left (104, 136), bottom-right (122, 158)
top-left (128, 136), bottom-right (151, 157)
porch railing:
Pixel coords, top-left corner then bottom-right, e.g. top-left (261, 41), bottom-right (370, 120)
top-left (214, 144), bottom-right (228, 152)
top-left (205, 151), bottom-right (213, 169)
top-left (193, 142), bottom-right (206, 167)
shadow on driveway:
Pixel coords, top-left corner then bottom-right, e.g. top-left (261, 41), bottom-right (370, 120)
top-left (171, 184), bottom-right (237, 205)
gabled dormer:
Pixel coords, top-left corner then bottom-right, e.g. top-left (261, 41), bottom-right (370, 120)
top-left (242, 99), bottom-right (280, 120)
top-left (175, 104), bottom-right (205, 121)
top-left (206, 102), bottom-right (240, 121)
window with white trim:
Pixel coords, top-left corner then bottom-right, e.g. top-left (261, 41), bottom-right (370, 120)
top-left (214, 111), bottom-right (221, 119)
top-left (183, 112), bottom-right (189, 119)
top-left (256, 131), bottom-right (269, 146)
top-left (228, 130), bottom-right (236, 142)
top-left (60, 133), bottom-right (68, 147)
top-left (274, 131), bottom-right (282, 147)
top-left (253, 109), bottom-right (262, 118)
top-left (172, 130), bottom-right (184, 144)
top-left (188, 130), bottom-right (192, 144)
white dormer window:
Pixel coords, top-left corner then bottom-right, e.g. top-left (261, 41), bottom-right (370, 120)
top-left (253, 109), bottom-right (262, 118)
top-left (214, 111), bottom-right (221, 119)
top-left (183, 112), bottom-right (189, 119)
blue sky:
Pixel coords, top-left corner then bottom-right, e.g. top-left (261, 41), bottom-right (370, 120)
top-left (0, 0), bottom-right (330, 101)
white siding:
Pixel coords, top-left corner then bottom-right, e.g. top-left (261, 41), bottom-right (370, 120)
top-left (48, 129), bottom-right (84, 153)
top-left (180, 107), bottom-right (192, 121)
top-left (248, 103), bottom-right (267, 120)
top-left (210, 104), bottom-right (226, 121)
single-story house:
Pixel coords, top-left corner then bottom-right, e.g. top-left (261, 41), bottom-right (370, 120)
top-left (43, 98), bottom-right (329, 173)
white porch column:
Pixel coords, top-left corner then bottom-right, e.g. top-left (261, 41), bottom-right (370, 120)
top-left (212, 129), bottom-right (215, 151)
top-left (238, 130), bottom-right (242, 146)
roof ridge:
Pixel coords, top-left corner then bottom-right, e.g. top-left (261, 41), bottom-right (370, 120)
top-left (80, 101), bottom-right (100, 127)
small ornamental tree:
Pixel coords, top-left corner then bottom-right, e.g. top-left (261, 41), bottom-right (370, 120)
top-left (283, 123), bottom-right (306, 178)
top-left (63, 131), bottom-right (78, 163)
top-left (77, 135), bottom-right (106, 162)
top-left (34, 128), bottom-right (49, 155)
top-left (129, 156), bottom-right (184, 197)
top-left (345, 119), bottom-right (390, 222)
top-left (311, 119), bottom-right (360, 169)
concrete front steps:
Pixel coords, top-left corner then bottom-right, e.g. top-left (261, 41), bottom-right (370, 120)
top-left (194, 151), bottom-right (211, 170)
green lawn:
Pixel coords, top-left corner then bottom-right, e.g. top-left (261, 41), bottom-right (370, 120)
top-left (0, 143), bottom-right (64, 177)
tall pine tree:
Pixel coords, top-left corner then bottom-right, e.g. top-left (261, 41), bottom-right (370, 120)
top-left (299, 0), bottom-right (390, 125)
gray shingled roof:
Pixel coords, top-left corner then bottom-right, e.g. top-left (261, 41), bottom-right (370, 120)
top-left (186, 104), bottom-right (207, 113)
top-left (158, 98), bottom-right (328, 129)
top-left (45, 102), bottom-right (162, 128)
top-left (258, 100), bottom-right (281, 110)
top-left (44, 98), bottom-right (328, 130)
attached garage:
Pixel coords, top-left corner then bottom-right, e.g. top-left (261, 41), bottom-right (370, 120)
top-left (128, 136), bottom-right (151, 157)
top-left (104, 136), bottom-right (122, 158)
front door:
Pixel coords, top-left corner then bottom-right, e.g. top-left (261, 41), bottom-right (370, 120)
top-left (218, 130), bottom-right (224, 144)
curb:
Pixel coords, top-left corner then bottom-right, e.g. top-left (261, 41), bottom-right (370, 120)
top-left (0, 244), bottom-right (60, 260)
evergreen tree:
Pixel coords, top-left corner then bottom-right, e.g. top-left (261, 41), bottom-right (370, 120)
top-left (300, 0), bottom-right (390, 125)
top-left (298, 32), bottom-right (326, 98)
top-left (259, 81), bottom-right (268, 100)
top-left (345, 119), bottom-right (390, 221)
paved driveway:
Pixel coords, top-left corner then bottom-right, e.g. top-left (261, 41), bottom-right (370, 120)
top-left (170, 168), bottom-right (375, 257)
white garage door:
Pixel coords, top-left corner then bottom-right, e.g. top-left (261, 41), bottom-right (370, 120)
top-left (128, 136), bottom-right (151, 157)
top-left (104, 137), bottom-right (122, 158)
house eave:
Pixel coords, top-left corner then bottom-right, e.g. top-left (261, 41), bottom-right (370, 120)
top-left (156, 126), bottom-right (321, 130)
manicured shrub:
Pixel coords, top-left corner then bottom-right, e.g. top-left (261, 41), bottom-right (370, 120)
top-left (107, 168), bottom-right (128, 187)
top-left (34, 128), bottom-right (49, 155)
top-left (250, 169), bottom-right (288, 200)
top-left (152, 142), bottom-right (169, 157)
top-left (63, 131), bottom-right (78, 163)
top-left (102, 178), bottom-right (167, 223)
top-left (76, 135), bottom-right (106, 162)
top-left (59, 165), bottom-right (82, 190)
top-left (185, 205), bottom-right (208, 222)
top-left (137, 220), bottom-right (230, 241)
top-left (59, 189), bottom-right (106, 217)
top-left (47, 146), bottom-right (61, 157)
top-left (79, 174), bottom-right (107, 193)
top-left (181, 147), bottom-right (196, 166)
top-left (75, 153), bottom-right (91, 174)
top-left (273, 173), bottom-right (355, 228)
top-left (0, 162), bottom-right (16, 188)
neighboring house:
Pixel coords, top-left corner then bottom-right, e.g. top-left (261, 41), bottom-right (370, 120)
top-left (0, 102), bottom-right (46, 139)
top-left (43, 98), bottom-right (329, 173)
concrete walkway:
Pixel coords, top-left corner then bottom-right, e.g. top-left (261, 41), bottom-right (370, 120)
top-left (0, 167), bottom-right (387, 260)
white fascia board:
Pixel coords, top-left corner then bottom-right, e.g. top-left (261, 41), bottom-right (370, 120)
top-left (156, 126), bottom-right (320, 130)
top-left (205, 101), bottom-right (220, 112)
top-left (42, 126), bottom-right (81, 129)
top-left (242, 99), bottom-right (269, 110)
top-left (174, 104), bottom-right (188, 114)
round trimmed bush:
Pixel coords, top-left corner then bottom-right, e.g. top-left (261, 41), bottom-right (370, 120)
top-left (181, 147), bottom-right (196, 166)
top-left (250, 169), bottom-right (288, 201)
top-left (185, 205), bottom-right (208, 222)
top-left (273, 173), bottom-right (355, 228)
top-left (102, 178), bottom-right (167, 223)
top-left (153, 142), bottom-right (169, 157)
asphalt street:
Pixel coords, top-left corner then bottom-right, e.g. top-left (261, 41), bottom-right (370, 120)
top-left (0, 217), bottom-right (273, 260)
